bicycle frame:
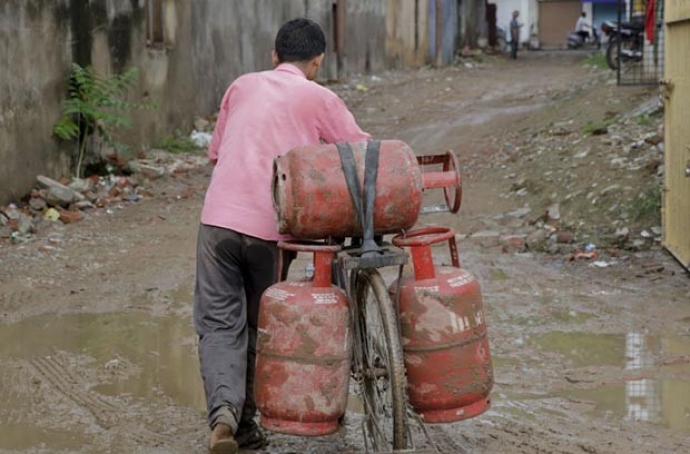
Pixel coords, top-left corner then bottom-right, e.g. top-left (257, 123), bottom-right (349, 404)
top-left (333, 240), bottom-right (441, 454)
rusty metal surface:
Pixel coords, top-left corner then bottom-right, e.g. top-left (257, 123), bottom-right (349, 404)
top-left (417, 151), bottom-right (462, 214)
top-left (273, 140), bottom-right (423, 239)
top-left (389, 230), bottom-right (494, 424)
top-left (255, 275), bottom-right (352, 436)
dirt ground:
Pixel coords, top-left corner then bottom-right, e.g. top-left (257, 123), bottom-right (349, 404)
top-left (1, 52), bottom-right (689, 454)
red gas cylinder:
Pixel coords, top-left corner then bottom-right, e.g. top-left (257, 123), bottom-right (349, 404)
top-left (391, 227), bottom-right (493, 423)
top-left (273, 140), bottom-right (422, 239)
top-left (255, 242), bottom-right (351, 436)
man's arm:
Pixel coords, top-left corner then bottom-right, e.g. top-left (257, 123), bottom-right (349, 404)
top-left (208, 88), bottom-right (233, 165)
top-left (318, 94), bottom-right (372, 143)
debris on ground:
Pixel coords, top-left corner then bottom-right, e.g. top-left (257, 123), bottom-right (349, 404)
top-left (489, 92), bottom-right (665, 255)
top-left (0, 149), bottom-right (208, 245)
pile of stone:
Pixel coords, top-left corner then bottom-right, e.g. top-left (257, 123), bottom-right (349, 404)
top-left (0, 150), bottom-right (208, 244)
top-left (0, 174), bottom-right (144, 244)
top-left (467, 204), bottom-right (579, 255)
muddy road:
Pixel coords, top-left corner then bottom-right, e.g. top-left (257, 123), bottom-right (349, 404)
top-left (1, 52), bottom-right (689, 454)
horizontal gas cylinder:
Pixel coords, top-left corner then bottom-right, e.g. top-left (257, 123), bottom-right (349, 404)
top-left (255, 242), bottom-right (351, 436)
top-left (391, 227), bottom-right (493, 423)
top-left (273, 140), bottom-right (423, 239)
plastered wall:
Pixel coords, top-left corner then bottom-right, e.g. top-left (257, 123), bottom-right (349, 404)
top-left (0, 0), bottom-right (418, 204)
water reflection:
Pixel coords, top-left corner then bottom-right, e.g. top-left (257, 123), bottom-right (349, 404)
top-left (0, 313), bottom-right (206, 412)
top-left (537, 331), bottom-right (690, 432)
top-left (624, 333), bottom-right (661, 425)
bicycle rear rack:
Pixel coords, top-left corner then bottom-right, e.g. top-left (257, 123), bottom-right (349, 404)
top-left (336, 243), bottom-right (408, 270)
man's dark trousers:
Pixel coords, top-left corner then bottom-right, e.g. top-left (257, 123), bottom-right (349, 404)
top-left (194, 224), bottom-right (291, 433)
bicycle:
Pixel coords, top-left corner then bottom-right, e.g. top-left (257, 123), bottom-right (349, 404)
top-left (335, 166), bottom-right (463, 452)
top-left (335, 239), bottom-right (411, 452)
top-left (260, 140), bottom-right (468, 453)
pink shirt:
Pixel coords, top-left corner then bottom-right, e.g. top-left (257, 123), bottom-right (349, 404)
top-left (201, 63), bottom-right (371, 241)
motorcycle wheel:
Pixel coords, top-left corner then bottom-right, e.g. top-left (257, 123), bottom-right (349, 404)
top-left (606, 36), bottom-right (619, 70)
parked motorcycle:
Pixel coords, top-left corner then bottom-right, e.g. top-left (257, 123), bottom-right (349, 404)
top-left (567, 28), bottom-right (601, 50)
top-left (600, 19), bottom-right (644, 70)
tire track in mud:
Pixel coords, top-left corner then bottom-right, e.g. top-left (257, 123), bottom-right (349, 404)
top-left (426, 425), bottom-right (470, 453)
top-left (29, 356), bottom-right (122, 429)
top-left (119, 424), bottom-right (176, 448)
top-left (29, 355), bottom-right (183, 450)
top-left (0, 289), bottom-right (35, 313)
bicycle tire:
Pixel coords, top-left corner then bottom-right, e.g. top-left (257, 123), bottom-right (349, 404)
top-left (606, 36), bottom-right (619, 70)
top-left (353, 268), bottom-right (408, 451)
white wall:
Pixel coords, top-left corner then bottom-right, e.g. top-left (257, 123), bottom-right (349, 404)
top-left (491, 0), bottom-right (538, 43)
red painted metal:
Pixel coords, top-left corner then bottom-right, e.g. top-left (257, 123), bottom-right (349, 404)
top-left (255, 241), bottom-right (351, 436)
top-left (273, 140), bottom-right (422, 239)
top-left (391, 227), bottom-right (493, 423)
top-left (417, 151), bottom-right (462, 213)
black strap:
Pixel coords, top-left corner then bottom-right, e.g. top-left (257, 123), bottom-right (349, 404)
top-left (336, 141), bottom-right (382, 258)
top-left (336, 142), bottom-right (363, 229)
top-left (361, 140), bottom-right (381, 257)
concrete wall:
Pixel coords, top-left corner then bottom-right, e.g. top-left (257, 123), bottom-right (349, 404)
top-left (0, 0), bottom-right (391, 205)
top-left (344, 0), bottom-right (387, 75)
top-left (386, 0), bottom-right (430, 68)
top-left (0, 1), bottom-right (73, 202)
top-left (428, 0), bottom-right (458, 64)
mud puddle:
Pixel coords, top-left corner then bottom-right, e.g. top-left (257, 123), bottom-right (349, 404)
top-left (0, 423), bottom-right (84, 451)
top-left (529, 331), bottom-right (690, 432)
top-left (0, 312), bottom-right (205, 450)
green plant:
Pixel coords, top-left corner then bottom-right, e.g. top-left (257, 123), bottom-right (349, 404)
top-left (583, 53), bottom-right (608, 70)
top-left (633, 115), bottom-right (654, 126)
top-left (582, 117), bottom-right (615, 135)
top-left (629, 184), bottom-right (662, 222)
top-left (53, 64), bottom-right (152, 177)
top-left (156, 130), bottom-right (202, 153)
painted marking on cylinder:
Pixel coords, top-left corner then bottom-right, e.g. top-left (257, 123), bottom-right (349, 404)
top-left (312, 293), bottom-right (339, 305)
top-left (475, 310), bottom-right (484, 327)
top-left (265, 288), bottom-right (295, 300)
top-left (415, 285), bottom-right (440, 293)
top-left (448, 309), bottom-right (485, 333)
top-left (447, 272), bottom-right (473, 288)
top-left (449, 312), bottom-right (470, 333)
top-left (287, 282), bottom-right (307, 287)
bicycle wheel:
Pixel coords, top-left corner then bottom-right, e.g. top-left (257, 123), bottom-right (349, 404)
top-left (606, 36), bottom-right (619, 70)
top-left (352, 268), bottom-right (408, 452)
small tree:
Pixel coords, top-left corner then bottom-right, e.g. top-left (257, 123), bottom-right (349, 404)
top-left (53, 64), bottom-right (151, 177)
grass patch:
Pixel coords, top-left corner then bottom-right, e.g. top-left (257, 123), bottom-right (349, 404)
top-left (583, 53), bottom-right (608, 70)
top-left (582, 117), bottom-right (615, 135)
top-left (156, 130), bottom-right (202, 153)
top-left (632, 110), bottom-right (662, 127)
top-left (492, 356), bottom-right (522, 368)
top-left (629, 184), bottom-right (662, 222)
top-left (490, 268), bottom-right (509, 281)
top-left (633, 115), bottom-right (654, 126)
top-left (550, 309), bottom-right (595, 324)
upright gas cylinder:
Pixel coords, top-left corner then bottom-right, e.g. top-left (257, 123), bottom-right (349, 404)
top-left (255, 242), bottom-right (351, 436)
top-left (391, 227), bottom-right (493, 423)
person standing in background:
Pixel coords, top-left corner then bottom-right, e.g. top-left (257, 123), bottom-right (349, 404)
top-left (575, 12), bottom-right (591, 42)
top-left (510, 10), bottom-right (523, 60)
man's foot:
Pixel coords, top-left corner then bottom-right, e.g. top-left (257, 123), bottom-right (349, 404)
top-left (209, 423), bottom-right (238, 454)
top-left (235, 423), bottom-right (268, 450)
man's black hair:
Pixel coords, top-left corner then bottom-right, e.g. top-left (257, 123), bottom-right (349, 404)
top-left (275, 18), bottom-right (326, 62)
